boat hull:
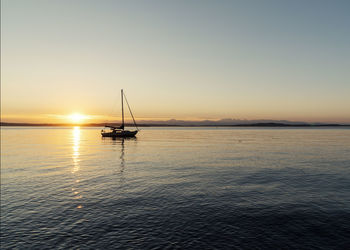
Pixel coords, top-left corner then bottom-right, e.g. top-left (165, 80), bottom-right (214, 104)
top-left (101, 130), bottom-right (138, 138)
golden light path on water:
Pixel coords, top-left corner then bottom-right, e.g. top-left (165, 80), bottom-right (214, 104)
top-left (72, 126), bottom-right (82, 209)
top-left (72, 127), bottom-right (80, 174)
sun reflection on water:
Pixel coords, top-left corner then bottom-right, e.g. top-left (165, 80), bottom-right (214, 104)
top-left (72, 126), bottom-right (80, 173)
top-left (71, 126), bottom-right (82, 209)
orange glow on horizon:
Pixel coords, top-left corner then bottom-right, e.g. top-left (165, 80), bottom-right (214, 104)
top-left (67, 113), bottom-right (90, 124)
top-left (1, 113), bottom-right (349, 124)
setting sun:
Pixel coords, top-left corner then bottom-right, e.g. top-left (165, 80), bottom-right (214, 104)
top-left (68, 113), bottom-right (89, 124)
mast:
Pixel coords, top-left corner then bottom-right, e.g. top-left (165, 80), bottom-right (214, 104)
top-left (121, 89), bottom-right (124, 130)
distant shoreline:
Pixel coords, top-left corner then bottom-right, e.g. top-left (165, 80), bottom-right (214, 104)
top-left (1, 122), bottom-right (349, 127)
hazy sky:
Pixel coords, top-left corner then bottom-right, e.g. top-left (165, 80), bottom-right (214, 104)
top-left (1, 0), bottom-right (350, 123)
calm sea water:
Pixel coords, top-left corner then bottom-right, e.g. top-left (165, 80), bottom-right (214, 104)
top-left (1, 127), bottom-right (350, 249)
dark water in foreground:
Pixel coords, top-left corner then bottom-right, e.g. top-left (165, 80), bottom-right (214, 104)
top-left (1, 127), bottom-right (350, 249)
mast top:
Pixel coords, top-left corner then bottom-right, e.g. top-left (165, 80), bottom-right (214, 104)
top-left (121, 88), bottom-right (124, 129)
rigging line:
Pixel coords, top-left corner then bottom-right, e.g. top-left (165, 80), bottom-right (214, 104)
top-left (123, 92), bottom-right (139, 131)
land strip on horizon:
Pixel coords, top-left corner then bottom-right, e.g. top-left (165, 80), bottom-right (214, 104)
top-left (1, 122), bottom-right (349, 127)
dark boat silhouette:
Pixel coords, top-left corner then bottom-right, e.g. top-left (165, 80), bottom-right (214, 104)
top-left (101, 89), bottom-right (139, 138)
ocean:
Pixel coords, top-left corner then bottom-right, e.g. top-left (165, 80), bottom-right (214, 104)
top-left (1, 127), bottom-right (350, 249)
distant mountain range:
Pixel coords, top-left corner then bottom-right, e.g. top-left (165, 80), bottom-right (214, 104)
top-left (1, 119), bottom-right (349, 127)
top-left (136, 119), bottom-right (324, 126)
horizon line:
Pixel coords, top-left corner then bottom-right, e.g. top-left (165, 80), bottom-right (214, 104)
top-left (1, 121), bottom-right (349, 127)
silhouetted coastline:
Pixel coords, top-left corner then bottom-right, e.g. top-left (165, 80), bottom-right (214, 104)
top-left (1, 122), bottom-right (349, 127)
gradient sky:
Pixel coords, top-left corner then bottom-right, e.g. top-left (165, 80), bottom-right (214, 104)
top-left (1, 0), bottom-right (350, 123)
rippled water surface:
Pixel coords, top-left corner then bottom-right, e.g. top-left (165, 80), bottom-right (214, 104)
top-left (1, 127), bottom-right (350, 249)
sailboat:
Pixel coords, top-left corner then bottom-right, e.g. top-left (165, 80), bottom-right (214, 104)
top-left (101, 89), bottom-right (139, 137)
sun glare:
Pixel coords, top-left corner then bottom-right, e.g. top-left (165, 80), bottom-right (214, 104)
top-left (68, 113), bottom-right (89, 124)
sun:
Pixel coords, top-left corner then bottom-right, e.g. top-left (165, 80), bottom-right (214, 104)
top-left (68, 113), bottom-right (89, 124)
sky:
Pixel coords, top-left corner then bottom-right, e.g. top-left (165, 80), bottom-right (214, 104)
top-left (1, 0), bottom-right (350, 124)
